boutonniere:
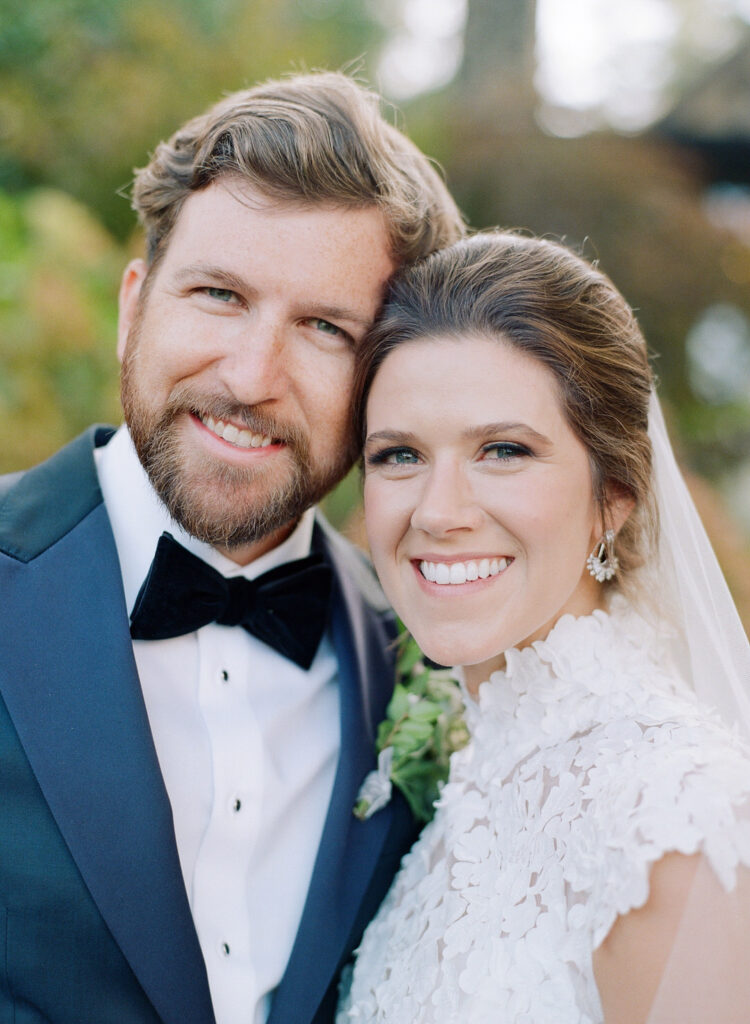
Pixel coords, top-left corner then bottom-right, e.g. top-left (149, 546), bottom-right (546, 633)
top-left (353, 627), bottom-right (470, 824)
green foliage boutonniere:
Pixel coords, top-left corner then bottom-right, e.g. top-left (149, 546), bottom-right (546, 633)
top-left (353, 628), bottom-right (470, 824)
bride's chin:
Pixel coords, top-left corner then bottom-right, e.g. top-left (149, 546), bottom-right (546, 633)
top-left (412, 633), bottom-right (505, 676)
top-left (407, 629), bottom-right (460, 668)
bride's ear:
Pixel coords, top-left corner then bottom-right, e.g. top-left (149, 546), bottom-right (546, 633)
top-left (602, 482), bottom-right (636, 537)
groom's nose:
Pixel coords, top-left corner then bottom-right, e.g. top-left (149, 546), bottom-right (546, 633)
top-left (217, 314), bottom-right (291, 407)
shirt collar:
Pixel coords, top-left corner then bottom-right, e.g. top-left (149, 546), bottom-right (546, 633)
top-left (95, 425), bottom-right (316, 615)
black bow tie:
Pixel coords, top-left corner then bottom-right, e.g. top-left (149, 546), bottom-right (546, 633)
top-left (129, 532), bottom-right (332, 670)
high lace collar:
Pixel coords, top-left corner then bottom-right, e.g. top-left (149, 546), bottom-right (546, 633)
top-left (458, 597), bottom-right (675, 736)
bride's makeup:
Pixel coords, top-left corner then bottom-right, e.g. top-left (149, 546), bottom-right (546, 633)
top-left (363, 333), bottom-right (604, 685)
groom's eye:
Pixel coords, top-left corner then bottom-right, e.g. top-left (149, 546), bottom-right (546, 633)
top-left (311, 318), bottom-right (342, 336)
top-left (201, 287), bottom-right (239, 304)
top-left (299, 317), bottom-right (355, 346)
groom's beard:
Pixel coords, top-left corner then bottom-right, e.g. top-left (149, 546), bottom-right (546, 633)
top-left (120, 336), bottom-right (357, 552)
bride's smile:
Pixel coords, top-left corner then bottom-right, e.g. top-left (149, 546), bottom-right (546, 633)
top-left (362, 333), bottom-right (628, 692)
top-left (415, 554), bottom-right (513, 585)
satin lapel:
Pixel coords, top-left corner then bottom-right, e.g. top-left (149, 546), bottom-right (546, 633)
top-left (0, 430), bottom-right (215, 1024)
top-left (267, 525), bottom-right (415, 1024)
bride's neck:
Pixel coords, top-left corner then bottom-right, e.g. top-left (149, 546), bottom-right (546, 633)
top-left (462, 584), bottom-right (609, 699)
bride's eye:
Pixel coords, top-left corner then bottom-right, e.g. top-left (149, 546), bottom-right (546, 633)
top-left (481, 442), bottom-right (530, 462)
top-left (366, 446), bottom-right (420, 467)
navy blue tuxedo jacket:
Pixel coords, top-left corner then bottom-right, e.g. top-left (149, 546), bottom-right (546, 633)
top-left (0, 427), bottom-right (418, 1024)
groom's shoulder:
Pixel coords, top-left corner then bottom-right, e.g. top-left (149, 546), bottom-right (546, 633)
top-left (313, 511), bottom-right (391, 615)
top-left (0, 425), bottom-right (113, 562)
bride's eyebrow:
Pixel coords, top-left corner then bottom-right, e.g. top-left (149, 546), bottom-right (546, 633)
top-left (464, 422), bottom-right (552, 445)
top-left (365, 430), bottom-right (418, 446)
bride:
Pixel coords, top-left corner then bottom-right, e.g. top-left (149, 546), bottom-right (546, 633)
top-left (337, 232), bottom-right (750, 1023)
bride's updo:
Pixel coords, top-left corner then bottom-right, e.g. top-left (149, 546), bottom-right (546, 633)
top-left (353, 231), bottom-right (656, 588)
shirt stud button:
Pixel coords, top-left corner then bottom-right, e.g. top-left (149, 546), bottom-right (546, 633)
top-left (232, 798), bottom-right (242, 812)
top-left (220, 669), bottom-right (229, 682)
top-left (221, 942), bottom-right (230, 956)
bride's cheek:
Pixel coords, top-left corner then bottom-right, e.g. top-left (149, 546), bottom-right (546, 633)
top-left (363, 481), bottom-right (393, 555)
top-left (365, 487), bottom-right (410, 587)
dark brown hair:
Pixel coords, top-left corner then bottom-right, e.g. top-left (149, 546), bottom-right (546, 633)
top-left (131, 71), bottom-right (465, 265)
top-left (353, 231), bottom-right (655, 583)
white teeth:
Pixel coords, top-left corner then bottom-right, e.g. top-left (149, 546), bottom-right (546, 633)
top-left (449, 563), bottom-right (466, 584)
top-left (201, 415), bottom-right (274, 449)
top-left (418, 558), bottom-right (511, 586)
top-left (435, 563), bottom-right (450, 585)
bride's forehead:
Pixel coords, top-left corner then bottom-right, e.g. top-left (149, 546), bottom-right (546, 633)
top-left (367, 336), bottom-right (568, 428)
top-left (371, 332), bottom-right (558, 381)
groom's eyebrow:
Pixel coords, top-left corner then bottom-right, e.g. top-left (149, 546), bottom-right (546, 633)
top-left (173, 263), bottom-right (372, 330)
top-left (311, 304), bottom-right (373, 330)
top-left (174, 264), bottom-right (250, 292)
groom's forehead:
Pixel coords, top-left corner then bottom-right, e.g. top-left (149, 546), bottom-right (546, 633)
top-left (157, 185), bottom-right (389, 264)
top-left (152, 172), bottom-right (396, 268)
top-left (149, 185), bottom-right (394, 314)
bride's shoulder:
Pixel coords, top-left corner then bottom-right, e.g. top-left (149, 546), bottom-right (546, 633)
top-left (515, 600), bottom-right (750, 936)
top-left (574, 665), bottom-right (750, 949)
top-left (581, 690), bottom-right (750, 849)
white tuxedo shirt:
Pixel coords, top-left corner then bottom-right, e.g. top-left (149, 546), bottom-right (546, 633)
top-left (96, 426), bottom-right (340, 1024)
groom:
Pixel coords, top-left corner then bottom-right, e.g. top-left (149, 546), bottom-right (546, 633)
top-left (0, 73), bottom-right (463, 1024)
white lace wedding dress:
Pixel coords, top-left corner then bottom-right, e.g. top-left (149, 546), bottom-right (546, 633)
top-left (337, 601), bottom-right (750, 1023)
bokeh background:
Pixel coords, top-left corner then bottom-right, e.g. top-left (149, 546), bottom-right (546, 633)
top-left (1, 0), bottom-right (749, 625)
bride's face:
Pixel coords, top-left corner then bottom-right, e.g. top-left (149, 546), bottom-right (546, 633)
top-left (363, 333), bottom-right (605, 693)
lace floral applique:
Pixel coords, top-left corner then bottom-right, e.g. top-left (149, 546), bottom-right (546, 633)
top-left (338, 606), bottom-right (750, 1024)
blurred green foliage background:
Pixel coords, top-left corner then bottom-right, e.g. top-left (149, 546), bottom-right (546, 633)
top-left (1, 0), bottom-right (749, 621)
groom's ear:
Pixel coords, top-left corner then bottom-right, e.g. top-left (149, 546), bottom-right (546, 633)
top-left (117, 259), bottom-right (149, 363)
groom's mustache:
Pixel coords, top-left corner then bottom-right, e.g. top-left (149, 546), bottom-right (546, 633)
top-left (164, 385), bottom-right (308, 452)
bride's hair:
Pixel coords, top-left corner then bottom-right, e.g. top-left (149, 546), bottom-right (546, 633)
top-left (353, 230), bottom-right (657, 587)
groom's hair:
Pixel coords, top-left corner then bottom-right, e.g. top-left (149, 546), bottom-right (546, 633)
top-left (131, 71), bottom-right (465, 267)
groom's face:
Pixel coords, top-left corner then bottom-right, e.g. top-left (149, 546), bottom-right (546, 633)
top-left (117, 178), bottom-right (394, 564)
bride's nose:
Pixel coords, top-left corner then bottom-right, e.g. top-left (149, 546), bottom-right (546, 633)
top-left (410, 461), bottom-right (483, 536)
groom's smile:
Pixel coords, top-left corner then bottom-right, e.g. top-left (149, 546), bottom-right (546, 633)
top-left (196, 412), bottom-right (275, 450)
top-left (116, 178), bottom-right (395, 564)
